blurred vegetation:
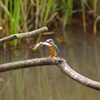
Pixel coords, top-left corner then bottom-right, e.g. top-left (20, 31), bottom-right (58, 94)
top-left (0, 0), bottom-right (100, 46)
top-left (0, 1), bottom-right (100, 100)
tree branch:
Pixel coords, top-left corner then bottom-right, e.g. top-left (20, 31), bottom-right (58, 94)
top-left (0, 27), bottom-right (48, 43)
top-left (0, 57), bottom-right (100, 91)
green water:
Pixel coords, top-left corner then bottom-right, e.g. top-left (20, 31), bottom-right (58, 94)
top-left (0, 31), bottom-right (100, 100)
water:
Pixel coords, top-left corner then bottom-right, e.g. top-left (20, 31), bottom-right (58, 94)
top-left (0, 28), bottom-right (100, 100)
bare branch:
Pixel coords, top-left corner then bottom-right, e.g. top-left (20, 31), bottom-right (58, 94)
top-left (0, 27), bottom-right (48, 43)
top-left (0, 57), bottom-right (100, 91)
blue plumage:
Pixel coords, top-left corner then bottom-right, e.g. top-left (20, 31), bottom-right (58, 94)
top-left (50, 42), bottom-right (60, 54)
top-left (45, 39), bottom-right (60, 57)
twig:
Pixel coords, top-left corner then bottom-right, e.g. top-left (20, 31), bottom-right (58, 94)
top-left (0, 27), bottom-right (48, 43)
top-left (0, 57), bottom-right (100, 91)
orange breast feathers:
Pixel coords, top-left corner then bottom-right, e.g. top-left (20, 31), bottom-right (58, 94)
top-left (48, 45), bottom-right (58, 57)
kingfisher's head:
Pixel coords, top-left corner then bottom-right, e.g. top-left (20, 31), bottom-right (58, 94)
top-left (45, 39), bottom-right (54, 44)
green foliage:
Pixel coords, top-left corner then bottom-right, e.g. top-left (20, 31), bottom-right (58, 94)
top-left (64, 0), bottom-right (74, 25)
top-left (9, 0), bottom-right (20, 46)
top-left (89, 0), bottom-right (94, 9)
top-left (36, 0), bottom-right (58, 43)
top-left (0, 0), bottom-right (99, 47)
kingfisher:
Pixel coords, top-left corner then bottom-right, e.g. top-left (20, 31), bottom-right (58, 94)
top-left (45, 39), bottom-right (60, 57)
top-left (33, 39), bottom-right (60, 57)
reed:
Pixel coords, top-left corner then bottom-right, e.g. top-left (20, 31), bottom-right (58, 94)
top-left (10, 0), bottom-right (20, 46)
top-left (64, 0), bottom-right (74, 26)
top-left (36, 0), bottom-right (58, 43)
top-left (0, 0), bottom-right (99, 46)
top-left (81, 0), bottom-right (87, 32)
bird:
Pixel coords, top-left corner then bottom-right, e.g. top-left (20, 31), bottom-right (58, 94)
top-left (45, 39), bottom-right (60, 57)
top-left (32, 39), bottom-right (60, 57)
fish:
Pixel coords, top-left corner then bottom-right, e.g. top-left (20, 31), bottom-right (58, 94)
top-left (32, 42), bottom-right (50, 51)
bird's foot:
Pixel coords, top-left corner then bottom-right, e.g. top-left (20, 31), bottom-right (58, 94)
top-left (47, 55), bottom-right (52, 58)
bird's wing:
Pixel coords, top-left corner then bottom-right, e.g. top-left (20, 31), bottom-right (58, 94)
top-left (54, 44), bottom-right (60, 54)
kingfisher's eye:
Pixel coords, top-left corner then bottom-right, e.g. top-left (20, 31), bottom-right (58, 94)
top-left (48, 41), bottom-right (51, 43)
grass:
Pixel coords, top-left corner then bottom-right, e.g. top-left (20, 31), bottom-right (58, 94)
top-left (81, 0), bottom-right (87, 32)
top-left (0, 0), bottom-right (99, 45)
top-left (64, 0), bottom-right (74, 26)
top-left (36, 0), bottom-right (58, 43)
top-left (9, 0), bottom-right (20, 46)
top-left (0, 1), bottom-right (99, 100)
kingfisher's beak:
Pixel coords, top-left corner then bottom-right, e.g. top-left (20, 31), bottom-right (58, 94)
top-left (47, 41), bottom-right (53, 44)
top-left (45, 41), bottom-right (49, 43)
top-left (47, 42), bottom-right (50, 43)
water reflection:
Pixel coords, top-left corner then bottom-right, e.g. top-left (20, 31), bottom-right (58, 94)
top-left (0, 31), bottom-right (100, 100)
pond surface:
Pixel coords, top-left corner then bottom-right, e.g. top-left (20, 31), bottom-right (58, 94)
top-left (0, 26), bottom-right (100, 100)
